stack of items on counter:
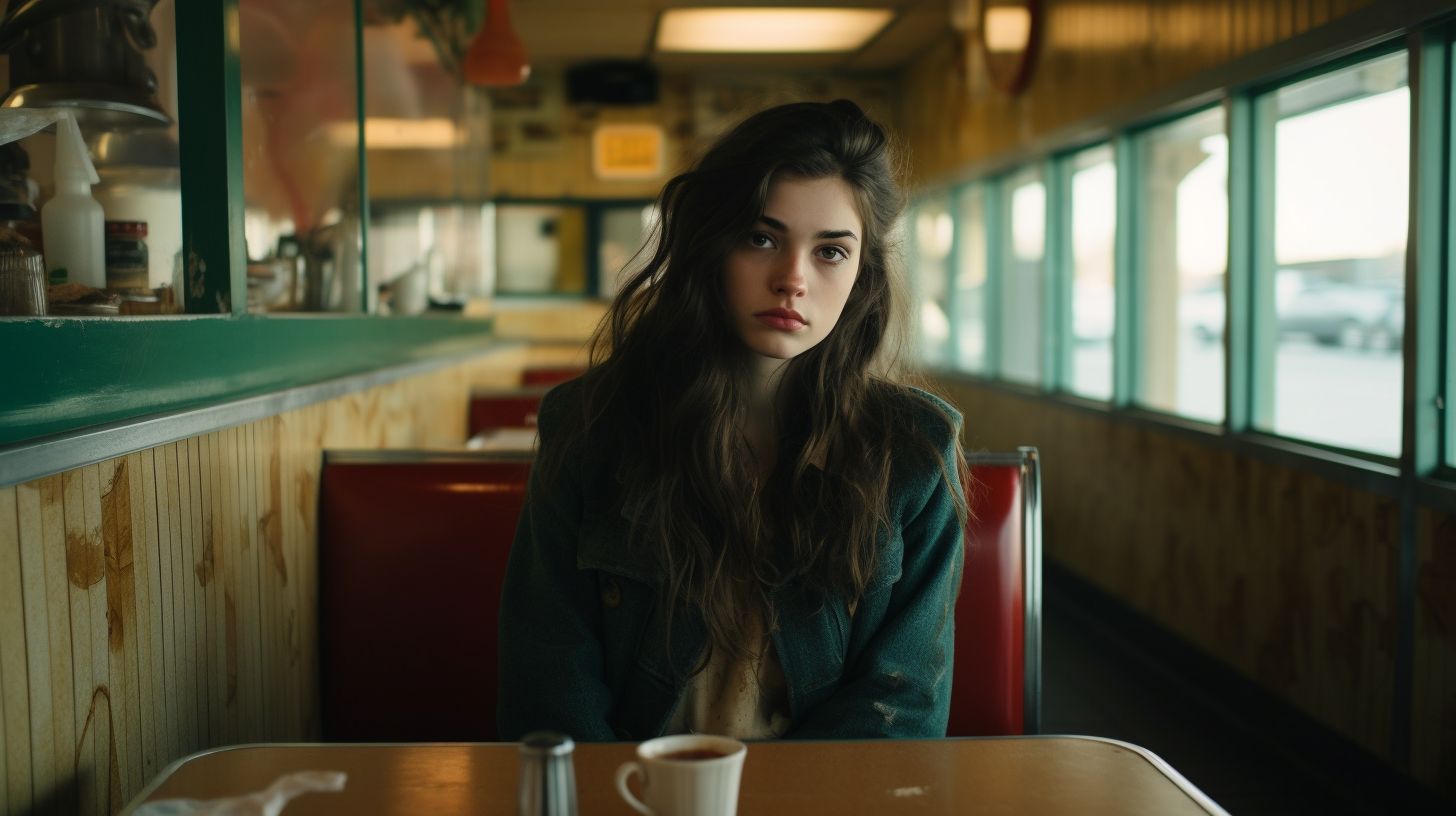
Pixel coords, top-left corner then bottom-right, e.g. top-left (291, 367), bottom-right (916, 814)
top-left (0, 110), bottom-right (181, 317)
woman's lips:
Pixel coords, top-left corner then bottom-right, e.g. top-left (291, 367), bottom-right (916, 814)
top-left (754, 309), bottom-right (807, 331)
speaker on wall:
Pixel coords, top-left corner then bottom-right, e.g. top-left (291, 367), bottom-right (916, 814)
top-left (566, 61), bottom-right (659, 106)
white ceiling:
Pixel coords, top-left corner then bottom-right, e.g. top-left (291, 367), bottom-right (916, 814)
top-left (506, 0), bottom-right (953, 73)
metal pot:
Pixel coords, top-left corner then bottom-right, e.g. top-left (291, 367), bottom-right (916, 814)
top-left (0, 0), bottom-right (168, 128)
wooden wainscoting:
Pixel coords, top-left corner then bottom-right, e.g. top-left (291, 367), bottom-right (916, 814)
top-left (1414, 507), bottom-right (1456, 794)
top-left (0, 342), bottom-right (587, 815)
top-left (935, 377), bottom-right (1456, 801)
top-left (931, 379), bottom-right (1417, 784)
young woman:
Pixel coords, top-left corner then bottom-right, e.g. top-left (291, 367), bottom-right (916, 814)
top-left (498, 99), bottom-right (967, 742)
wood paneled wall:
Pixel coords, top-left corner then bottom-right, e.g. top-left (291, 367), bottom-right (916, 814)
top-left (1415, 507), bottom-right (1456, 792)
top-left (0, 341), bottom-right (588, 815)
top-left (898, 0), bottom-right (1374, 185)
top-left (902, 0), bottom-right (1451, 799)
top-left (934, 377), bottom-right (1452, 800)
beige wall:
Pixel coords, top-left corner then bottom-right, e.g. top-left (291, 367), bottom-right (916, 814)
top-left (0, 341), bottom-right (587, 815)
top-left (486, 68), bottom-right (897, 200)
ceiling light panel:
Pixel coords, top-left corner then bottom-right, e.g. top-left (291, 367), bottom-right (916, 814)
top-left (656, 7), bottom-right (894, 54)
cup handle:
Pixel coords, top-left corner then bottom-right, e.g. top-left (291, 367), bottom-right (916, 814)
top-left (615, 761), bottom-right (653, 815)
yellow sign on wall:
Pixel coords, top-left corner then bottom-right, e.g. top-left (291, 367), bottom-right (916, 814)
top-left (592, 124), bottom-right (665, 180)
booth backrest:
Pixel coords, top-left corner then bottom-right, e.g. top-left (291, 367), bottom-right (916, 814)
top-left (948, 447), bottom-right (1043, 736)
top-left (467, 388), bottom-right (547, 437)
top-left (521, 366), bottom-right (584, 387)
top-left (318, 446), bottom-right (1041, 742)
top-left (319, 451), bottom-right (531, 742)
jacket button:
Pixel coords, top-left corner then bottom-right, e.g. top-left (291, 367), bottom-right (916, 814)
top-left (601, 578), bottom-right (622, 609)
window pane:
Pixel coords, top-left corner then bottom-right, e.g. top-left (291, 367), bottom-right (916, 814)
top-left (495, 204), bottom-right (587, 295)
top-left (358, 7), bottom-right (493, 314)
top-left (240, 0), bottom-right (363, 312)
top-left (1135, 108), bottom-right (1227, 422)
top-left (368, 203), bottom-right (491, 314)
top-left (1067, 145), bottom-right (1116, 400)
top-left (954, 185), bottom-right (989, 372)
top-left (1260, 52), bottom-right (1407, 456)
top-left (999, 168), bottom-right (1046, 386)
top-left (914, 196), bottom-right (954, 367)
top-left (598, 204), bottom-right (657, 298)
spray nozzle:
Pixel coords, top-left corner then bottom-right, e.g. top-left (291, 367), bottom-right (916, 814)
top-left (53, 110), bottom-right (99, 186)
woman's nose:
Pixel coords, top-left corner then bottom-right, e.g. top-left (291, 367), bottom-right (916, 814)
top-left (772, 254), bottom-right (808, 297)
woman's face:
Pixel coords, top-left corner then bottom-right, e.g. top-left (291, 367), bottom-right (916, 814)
top-left (722, 174), bottom-right (864, 363)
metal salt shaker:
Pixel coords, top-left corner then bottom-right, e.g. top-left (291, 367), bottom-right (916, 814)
top-left (517, 731), bottom-right (579, 816)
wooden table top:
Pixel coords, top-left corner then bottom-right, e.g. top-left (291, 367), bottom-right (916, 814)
top-left (125, 736), bottom-right (1229, 815)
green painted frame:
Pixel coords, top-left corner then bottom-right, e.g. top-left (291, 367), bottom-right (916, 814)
top-left (176, 0), bottom-right (245, 314)
top-left (951, 182), bottom-right (993, 376)
top-left (1042, 155), bottom-right (1068, 392)
top-left (0, 316), bottom-right (496, 448)
top-left (488, 197), bottom-right (658, 299)
top-left (0, 0), bottom-right (499, 454)
top-left (1052, 141), bottom-right (1118, 403)
top-left (1243, 40), bottom-right (1411, 461)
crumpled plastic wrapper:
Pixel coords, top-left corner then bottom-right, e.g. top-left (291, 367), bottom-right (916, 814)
top-left (0, 107), bottom-right (76, 147)
top-left (130, 770), bottom-right (347, 816)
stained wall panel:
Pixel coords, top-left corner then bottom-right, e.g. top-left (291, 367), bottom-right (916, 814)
top-left (935, 380), bottom-right (1399, 767)
top-left (0, 342), bottom-right (585, 814)
top-left (1414, 508), bottom-right (1456, 796)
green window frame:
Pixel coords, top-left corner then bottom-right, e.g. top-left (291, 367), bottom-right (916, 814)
top-left (1053, 142), bottom-right (1118, 402)
top-left (0, 1), bottom-right (499, 451)
top-left (1240, 43), bottom-right (1411, 462)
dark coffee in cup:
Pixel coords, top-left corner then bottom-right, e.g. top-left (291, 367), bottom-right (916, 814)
top-left (662, 749), bottom-right (729, 761)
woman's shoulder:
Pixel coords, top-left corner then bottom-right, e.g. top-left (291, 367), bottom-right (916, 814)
top-left (536, 375), bottom-right (587, 431)
top-left (870, 381), bottom-right (963, 450)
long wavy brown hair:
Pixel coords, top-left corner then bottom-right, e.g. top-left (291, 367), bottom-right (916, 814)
top-left (540, 99), bottom-right (966, 669)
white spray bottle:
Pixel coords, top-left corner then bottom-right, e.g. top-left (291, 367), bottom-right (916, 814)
top-left (41, 110), bottom-right (105, 288)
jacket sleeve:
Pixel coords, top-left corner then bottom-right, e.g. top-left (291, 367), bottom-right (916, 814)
top-left (787, 424), bottom-right (964, 739)
top-left (497, 388), bottom-right (617, 741)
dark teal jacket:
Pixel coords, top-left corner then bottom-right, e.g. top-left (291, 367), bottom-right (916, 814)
top-left (497, 379), bottom-right (964, 741)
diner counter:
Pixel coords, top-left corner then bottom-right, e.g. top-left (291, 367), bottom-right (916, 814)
top-left (123, 736), bottom-right (1230, 815)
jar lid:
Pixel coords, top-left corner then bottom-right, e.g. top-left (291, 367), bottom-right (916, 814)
top-left (105, 220), bottom-right (148, 237)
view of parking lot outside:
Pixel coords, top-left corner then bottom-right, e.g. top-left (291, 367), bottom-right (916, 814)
top-left (1263, 52), bottom-right (1407, 457)
top-left (954, 185), bottom-right (990, 373)
top-left (1001, 169), bottom-right (1046, 386)
top-left (1068, 145), bottom-right (1116, 400)
top-left (1135, 108), bottom-right (1228, 424)
top-left (915, 196), bottom-right (955, 367)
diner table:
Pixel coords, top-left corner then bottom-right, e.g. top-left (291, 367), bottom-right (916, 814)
top-left (123, 736), bottom-right (1230, 815)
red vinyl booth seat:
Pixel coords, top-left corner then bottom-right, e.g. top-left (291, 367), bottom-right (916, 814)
top-left (467, 388), bottom-right (547, 437)
top-left (318, 446), bottom-right (1040, 742)
top-left (949, 447), bottom-right (1043, 736)
top-left (520, 366), bottom-right (584, 387)
top-left (319, 451), bottom-right (532, 742)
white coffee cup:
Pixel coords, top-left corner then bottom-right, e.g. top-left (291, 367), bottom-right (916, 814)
top-left (614, 734), bottom-right (747, 816)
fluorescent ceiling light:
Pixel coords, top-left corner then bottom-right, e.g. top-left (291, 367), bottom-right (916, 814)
top-left (327, 118), bottom-right (460, 149)
top-left (984, 7), bottom-right (1032, 53)
top-left (656, 8), bottom-right (893, 53)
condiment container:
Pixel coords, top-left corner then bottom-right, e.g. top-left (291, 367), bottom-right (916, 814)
top-left (517, 731), bottom-right (579, 816)
top-left (0, 240), bottom-right (46, 315)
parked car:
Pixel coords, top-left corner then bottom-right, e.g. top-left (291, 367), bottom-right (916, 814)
top-left (1177, 274), bottom-right (1404, 353)
top-left (1278, 280), bottom-right (1402, 351)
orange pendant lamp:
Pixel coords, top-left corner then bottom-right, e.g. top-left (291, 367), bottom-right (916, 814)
top-left (463, 0), bottom-right (531, 86)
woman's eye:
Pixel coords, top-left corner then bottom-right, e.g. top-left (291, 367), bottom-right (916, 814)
top-left (747, 232), bottom-right (775, 249)
top-left (817, 246), bottom-right (849, 262)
